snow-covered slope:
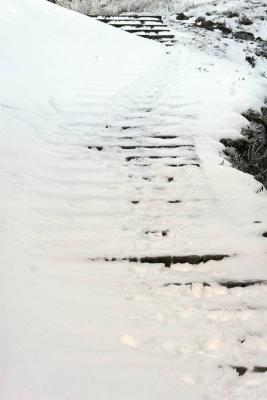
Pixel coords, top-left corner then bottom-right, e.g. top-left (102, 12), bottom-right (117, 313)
top-left (0, 0), bottom-right (162, 253)
top-left (1, 1), bottom-right (267, 399)
top-left (0, 0), bottom-right (162, 107)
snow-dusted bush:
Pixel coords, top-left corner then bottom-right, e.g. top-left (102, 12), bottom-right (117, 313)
top-left (55, 0), bottom-right (209, 15)
top-left (222, 112), bottom-right (267, 189)
top-left (230, 135), bottom-right (266, 187)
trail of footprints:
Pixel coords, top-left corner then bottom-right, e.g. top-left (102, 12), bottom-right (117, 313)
top-left (87, 98), bottom-right (267, 378)
top-left (77, 40), bottom-right (267, 384)
top-left (87, 104), bottom-right (199, 237)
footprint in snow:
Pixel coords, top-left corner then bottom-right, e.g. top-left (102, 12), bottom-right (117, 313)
top-left (120, 335), bottom-right (139, 348)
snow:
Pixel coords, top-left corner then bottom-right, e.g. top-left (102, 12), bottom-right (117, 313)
top-left (1, 0), bottom-right (267, 399)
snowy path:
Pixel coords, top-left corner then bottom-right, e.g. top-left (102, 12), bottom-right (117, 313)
top-left (37, 46), bottom-right (267, 263)
top-left (6, 46), bottom-right (266, 400)
top-left (1, 1), bottom-right (267, 399)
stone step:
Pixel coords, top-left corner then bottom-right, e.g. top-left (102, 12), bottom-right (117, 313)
top-left (230, 366), bottom-right (267, 376)
top-left (95, 15), bottom-right (163, 21)
top-left (94, 136), bottom-right (192, 146)
top-left (107, 23), bottom-right (167, 28)
top-left (123, 29), bottom-right (170, 34)
top-left (219, 279), bottom-right (267, 288)
top-left (137, 33), bottom-right (175, 40)
top-left (103, 19), bottom-right (167, 28)
top-left (88, 145), bottom-right (194, 150)
top-left (121, 14), bottom-right (163, 20)
top-left (91, 15), bottom-right (175, 46)
top-left (121, 125), bottom-right (140, 130)
top-left (166, 162), bottom-right (200, 167)
top-left (126, 155), bottom-right (182, 161)
top-left (162, 41), bottom-right (177, 46)
top-left (128, 175), bottom-right (175, 183)
top-left (89, 255), bottom-right (230, 268)
top-left (131, 162), bottom-right (200, 168)
top-left (165, 280), bottom-right (267, 288)
top-left (145, 230), bottom-right (169, 237)
top-left (150, 135), bottom-right (180, 139)
top-left (121, 145), bottom-right (191, 149)
top-left (130, 199), bottom-right (181, 205)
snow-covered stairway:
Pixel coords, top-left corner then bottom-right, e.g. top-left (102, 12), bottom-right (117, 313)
top-left (30, 39), bottom-right (267, 397)
top-left (80, 47), bottom-right (267, 390)
top-left (91, 14), bottom-right (176, 46)
top-left (80, 50), bottom-right (235, 263)
top-left (3, 1), bottom-right (267, 399)
top-left (86, 122), bottom-right (231, 264)
top-left (84, 94), bottom-right (267, 388)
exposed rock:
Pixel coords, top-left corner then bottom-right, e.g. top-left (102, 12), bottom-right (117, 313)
top-left (223, 10), bottom-right (239, 18)
top-left (194, 17), bottom-right (231, 34)
top-left (216, 25), bottom-right (230, 35)
top-left (239, 15), bottom-right (253, 25)
top-left (255, 41), bottom-right (267, 59)
top-left (246, 55), bottom-right (256, 67)
top-left (195, 17), bottom-right (205, 24)
top-left (234, 31), bottom-right (255, 41)
top-left (176, 13), bottom-right (189, 21)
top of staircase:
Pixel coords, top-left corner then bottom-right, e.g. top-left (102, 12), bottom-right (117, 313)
top-left (90, 13), bottom-right (176, 46)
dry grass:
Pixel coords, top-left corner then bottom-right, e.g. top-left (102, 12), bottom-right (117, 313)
top-left (55, 0), bottom-right (212, 15)
top-left (223, 122), bottom-right (267, 188)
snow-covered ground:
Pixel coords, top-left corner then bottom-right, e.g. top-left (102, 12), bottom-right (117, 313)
top-left (1, 0), bottom-right (267, 399)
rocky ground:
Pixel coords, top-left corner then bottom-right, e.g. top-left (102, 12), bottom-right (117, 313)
top-left (172, 0), bottom-right (266, 66)
top-left (170, 0), bottom-right (267, 187)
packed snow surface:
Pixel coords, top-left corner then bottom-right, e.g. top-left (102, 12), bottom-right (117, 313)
top-left (1, 0), bottom-right (267, 399)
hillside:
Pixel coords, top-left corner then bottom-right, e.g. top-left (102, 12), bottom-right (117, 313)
top-left (54, 0), bottom-right (209, 14)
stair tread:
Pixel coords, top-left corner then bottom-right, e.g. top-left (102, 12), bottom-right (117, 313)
top-left (92, 14), bottom-right (175, 46)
